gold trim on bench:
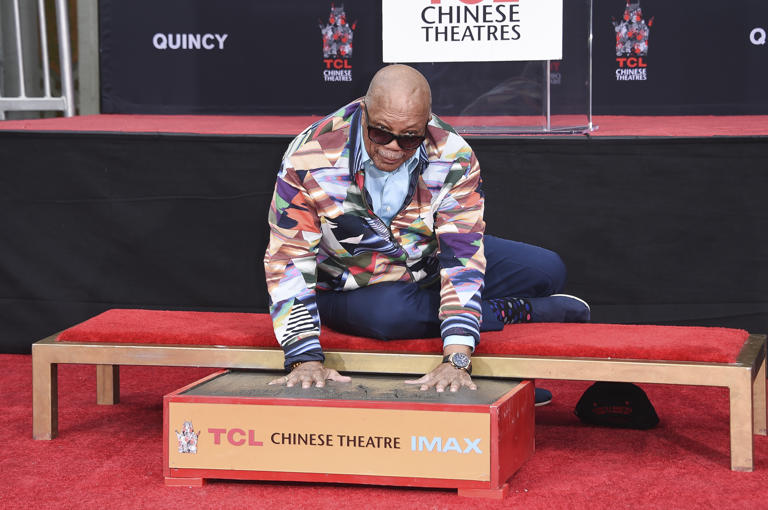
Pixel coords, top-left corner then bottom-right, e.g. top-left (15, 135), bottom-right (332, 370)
top-left (32, 333), bottom-right (767, 472)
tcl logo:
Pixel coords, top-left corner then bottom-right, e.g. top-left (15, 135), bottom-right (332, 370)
top-left (616, 57), bottom-right (647, 68)
top-left (208, 428), bottom-right (263, 446)
top-left (323, 59), bottom-right (352, 69)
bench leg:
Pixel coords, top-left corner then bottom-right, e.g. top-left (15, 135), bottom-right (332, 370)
top-left (729, 371), bottom-right (755, 471)
top-left (32, 356), bottom-right (58, 440)
top-left (753, 354), bottom-right (766, 436)
top-left (96, 365), bottom-right (120, 405)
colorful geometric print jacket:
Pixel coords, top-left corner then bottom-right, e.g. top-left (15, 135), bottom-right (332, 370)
top-left (264, 98), bottom-right (486, 365)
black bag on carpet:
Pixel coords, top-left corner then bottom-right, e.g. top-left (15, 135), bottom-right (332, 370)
top-left (574, 382), bottom-right (659, 429)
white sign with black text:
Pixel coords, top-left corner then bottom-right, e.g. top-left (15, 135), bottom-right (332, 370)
top-left (382, 0), bottom-right (563, 63)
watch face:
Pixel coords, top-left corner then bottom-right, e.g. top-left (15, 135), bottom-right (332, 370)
top-left (450, 352), bottom-right (471, 369)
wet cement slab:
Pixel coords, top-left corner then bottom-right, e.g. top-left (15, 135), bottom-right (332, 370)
top-left (181, 370), bottom-right (523, 405)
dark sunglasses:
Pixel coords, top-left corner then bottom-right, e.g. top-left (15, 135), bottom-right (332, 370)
top-left (362, 103), bottom-right (427, 151)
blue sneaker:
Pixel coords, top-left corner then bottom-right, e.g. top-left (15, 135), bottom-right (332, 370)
top-left (535, 388), bottom-right (552, 407)
top-left (528, 294), bottom-right (591, 323)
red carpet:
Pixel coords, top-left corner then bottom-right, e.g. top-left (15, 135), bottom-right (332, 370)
top-left (1, 354), bottom-right (767, 509)
top-left (1, 114), bottom-right (767, 137)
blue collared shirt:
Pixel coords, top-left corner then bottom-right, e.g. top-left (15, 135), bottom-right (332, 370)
top-left (358, 128), bottom-right (475, 352)
top-left (359, 140), bottom-right (418, 226)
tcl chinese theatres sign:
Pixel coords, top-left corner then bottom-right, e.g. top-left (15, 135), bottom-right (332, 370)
top-left (383, 0), bottom-right (563, 62)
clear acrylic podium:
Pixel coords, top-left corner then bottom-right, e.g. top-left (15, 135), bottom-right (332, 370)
top-left (402, 0), bottom-right (594, 135)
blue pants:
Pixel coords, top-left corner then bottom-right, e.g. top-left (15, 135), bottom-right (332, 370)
top-left (316, 235), bottom-right (566, 339)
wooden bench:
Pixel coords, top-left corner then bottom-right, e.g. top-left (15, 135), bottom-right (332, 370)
top-left (32, 309), bottom-right (767, 471)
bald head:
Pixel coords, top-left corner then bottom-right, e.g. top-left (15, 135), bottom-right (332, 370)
top-left (360, 65), bottom-right (432, 172)
top-left (365, 64), bottom-right (431, 115)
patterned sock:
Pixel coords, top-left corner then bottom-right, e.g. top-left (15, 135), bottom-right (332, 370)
top-left (488, 297), bottom-right (533, 325)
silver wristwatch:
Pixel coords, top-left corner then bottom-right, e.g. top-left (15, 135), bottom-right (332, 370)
top-left (442, 352), bottom-right (472, 375)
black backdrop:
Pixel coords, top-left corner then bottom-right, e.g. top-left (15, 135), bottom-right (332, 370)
top-left (1, 132), bottom-right (766, 353)
top-left (100, 0), bottom-right (768, 116)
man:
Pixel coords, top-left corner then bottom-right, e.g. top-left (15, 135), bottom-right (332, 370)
top-left (265, 65), bottom-right (589, 397)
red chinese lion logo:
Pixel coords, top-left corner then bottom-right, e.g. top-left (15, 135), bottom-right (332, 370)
top-left (612, 1), bottom-right (654, 56)
top-left (320, 4), bottom-right (357, 58)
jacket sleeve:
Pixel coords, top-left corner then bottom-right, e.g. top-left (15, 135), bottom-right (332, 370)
top-left (264, 157), bottom-right (325, 369)
top-left (433, 145), bottom-right (486, 344)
